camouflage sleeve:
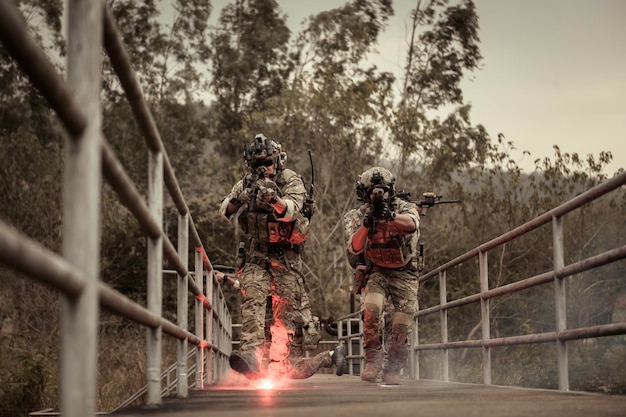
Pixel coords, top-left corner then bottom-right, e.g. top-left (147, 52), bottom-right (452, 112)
top-left (344, 206), bottom-right (367, 256)
top-left (396, 199), bottom-right (421, 249)
top-left (219, 179), bottom-right (245, 220)
top-left (343, 208), bottom-right (361, 238)
top-left (344, 208), bottom-right (369, 267)
top-left (396, 199), bottom-right (420, 232)
top-left (276, 169), bottom-right (307, 221)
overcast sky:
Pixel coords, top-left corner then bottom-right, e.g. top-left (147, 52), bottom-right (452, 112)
top-left (207, 0), bottom-right (626, 175)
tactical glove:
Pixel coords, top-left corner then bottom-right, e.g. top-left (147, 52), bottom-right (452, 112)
top-left (362, 212), bottom-right (375, 229)
top-left (237, 189), bottom-right (251, 204)
top-left (376, 204), bottom-right (396, 221)
top-left (256, 186), bottom-right (277, 206)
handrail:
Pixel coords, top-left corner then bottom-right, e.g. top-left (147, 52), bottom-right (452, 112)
top-left (412, 170), bottom-right (626, 392)
top-left (112, 349), bottom-right (198, 413)
top-left (0, 2), bottom-right (233, 416)
top-left (0, 1), bottom-right (86, 136)
top-left (420, 171), bottom-right (626, 283)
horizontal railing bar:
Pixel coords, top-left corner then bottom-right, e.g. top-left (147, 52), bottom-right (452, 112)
top-left (417, 245), bottom-right (626, 317)
top-left (482, 271), bottom-right (554, 300)
top-left (485, 245), bottom-right (626, 300)
top-left (0, 220), bottom-right (85, 297)
top-left (99, 282), bottom-right (210, 347)
top-left (483, 332), bottom-right (556, 347)
top-left (420, 170), bottom-right (626, 282)
top-left (442, 293), bottom-right (481, 310)
top-left (0, 1), bottom-right (86, 137)
top-left (556, 244), bottom-right (626, 280)
top-left (559, 322), bottom-right (626, 341)
top-left (98, 283), bottom-right (161, 328)
top-left (416, 305), bottom-right (440, 316)
top-left (101, 6), bottom-right (217, 297)
top-left (101, 140), bottom-right (206, 299)
top-left (101, 140), bottom-right (161, 239)
top-left (0, 3), bottom-right (207, 304)
top-left (414, 322), bottom-right (626, 352)
top-left (102, 6), bottom-right (186, 216)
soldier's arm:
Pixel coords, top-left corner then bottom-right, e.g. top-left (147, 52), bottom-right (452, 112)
top-left (390, 212), bottom-right (417, 233)
top-left (349, 226), bottom-right (369, 253)
top-left (273, 171), bottom-right (306, 221)
top-left (394, 202), bottom-right (419, 233)
top-left (219, 180), bottom-right (245, 221)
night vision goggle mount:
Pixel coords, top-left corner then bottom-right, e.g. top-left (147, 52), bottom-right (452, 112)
top-left (244, 134), bottom-right (274, 169)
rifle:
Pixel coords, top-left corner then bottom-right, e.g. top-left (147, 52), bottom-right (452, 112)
top-left (396, 190), bottom-right (461, 216)
top-left (247, 173), bottom-right (260, 212)
top-left (243, 135), bottom-right (273, 212)
top-left (301, 149), bottom-right (315, 220)
top-left (368, 186), bottom-right (391, 236)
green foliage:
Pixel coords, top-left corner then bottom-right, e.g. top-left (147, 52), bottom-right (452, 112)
top-left (0, 277), bottom-right (60, 417)
top-left (392, 0), bottom-right (484, 177)
top-left (570, 337), bottom-right (626, 394)
top-left (0, 349), bottom-right (51, 417)
top-left (209, 0), bottom-right (292, 140)
top-left (1, 0), bottom-right (624, 410)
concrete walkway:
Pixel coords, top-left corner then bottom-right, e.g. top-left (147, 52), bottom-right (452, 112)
top-left (111, 373), bottom-right (626, 417)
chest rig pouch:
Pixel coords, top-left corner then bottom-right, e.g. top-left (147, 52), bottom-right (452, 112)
top-left (366, 223), bottom-right (413, 267)
top-left (237, 170), bottom-right (307, 245)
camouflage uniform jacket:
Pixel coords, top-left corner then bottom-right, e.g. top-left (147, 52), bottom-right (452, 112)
top-left (221, 168), bottom-right (310, 246)
top-left (345, 197), bottom-right (420, 269)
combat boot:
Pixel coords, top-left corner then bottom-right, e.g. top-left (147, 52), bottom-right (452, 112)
top-left (382, 323), bottom-right (409, 385)
top-left (331, 344), bottom-right (347, 376)
top-left (229, 351), bottom-right (261, 379)
top-left (360, 347), bottom-right (382, 382)
top-left (383, 370), bottom-right (401, 385)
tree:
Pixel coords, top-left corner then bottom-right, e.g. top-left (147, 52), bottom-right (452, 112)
top-left (208, 0), bottom-right (292, 151)
top-left (393, 0), bottom-right (486, 179)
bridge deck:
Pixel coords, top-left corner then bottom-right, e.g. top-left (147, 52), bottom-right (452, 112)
top-left (111, 373), bottom-right (626, 417)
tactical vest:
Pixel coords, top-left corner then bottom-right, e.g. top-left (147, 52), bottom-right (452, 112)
top-left (237, 170), bottom-right (309, 245)
top-left (365, 222), bottom-right (415, 267)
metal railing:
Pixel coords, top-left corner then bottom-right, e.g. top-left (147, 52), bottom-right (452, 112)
top-left (0, 2), bottom-right (232, 417)
top-left (411, 171), bottom-right (626, 391)
top-left (336, 311), bottom-right (365, 375)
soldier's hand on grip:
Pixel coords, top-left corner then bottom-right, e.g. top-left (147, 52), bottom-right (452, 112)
top-left (256, 185), bottom-right (277, 206)
top-left (237, 189), bottom-right (251, 204)
top-left (362, 212), bottom-right (375, 229)
top-left (376, 204), bottom-right (395, 221)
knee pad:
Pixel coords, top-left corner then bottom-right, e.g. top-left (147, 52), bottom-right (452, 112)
top-left (363, 304), bottom-right (380, 326)
top-left (391, 323), bottom-right (409, 346)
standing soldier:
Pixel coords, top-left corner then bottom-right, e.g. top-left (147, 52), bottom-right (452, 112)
top-left (220, 133), bottom-right (345, 379)
top-left (346, 167), bottom-right (421, 385)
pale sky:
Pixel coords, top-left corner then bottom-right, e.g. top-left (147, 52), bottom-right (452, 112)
top-left (207, 0), bottom-right (626, 175)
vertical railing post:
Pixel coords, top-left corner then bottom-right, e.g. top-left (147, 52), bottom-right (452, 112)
top-left (553, 215), bottom-right (569, 391)
top-left (479, 250), bottom-right (492, 385)
top-left (146, 150), bottom-right (163, 405)
top-left (194, 250), bottom-right (204, 389)
top-left (61, 1), bottom-right (102, 415)
top-left (439, 270), bottom-right (449, 381)
top-left (177, 213), bottom-right (189, 396)
top-left (337, 317), bottom-right (345, 372)
top-left (411, 313), bottom-right (419, 379)
top-left (205, 271), bottom-right (214, 383)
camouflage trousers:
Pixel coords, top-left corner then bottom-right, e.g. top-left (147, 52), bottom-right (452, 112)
top-left (286, 351), bottom-right (333, 379)
top-left (238, 249), bottom-right (311, 369)
top-left (362, 266), bottom-right (419, 373)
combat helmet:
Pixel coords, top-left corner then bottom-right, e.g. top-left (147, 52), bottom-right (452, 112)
top-left (243, 133), bottom-right (286, 174)
top-left (356, 166), bottom-right (396, 202)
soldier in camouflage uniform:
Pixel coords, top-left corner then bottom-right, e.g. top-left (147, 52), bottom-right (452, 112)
top-left (346, 167), bottom-right (420, 385)
top-left (220, 133), bottom-right (346, 380)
